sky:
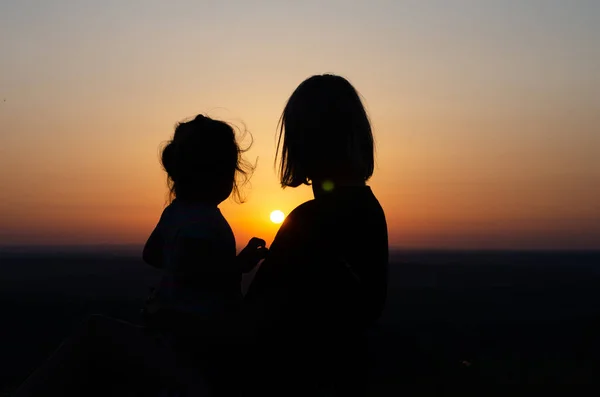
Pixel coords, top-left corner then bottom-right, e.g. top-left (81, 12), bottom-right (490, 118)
top-left (1, 0), bottom-right (599, 250)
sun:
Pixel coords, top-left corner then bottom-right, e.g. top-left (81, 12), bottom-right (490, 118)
top-left (270, 210), bottom-right (285, 224)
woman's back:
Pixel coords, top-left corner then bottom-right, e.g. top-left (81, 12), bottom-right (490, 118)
top-left (245, 186), bottom-right (388, 394)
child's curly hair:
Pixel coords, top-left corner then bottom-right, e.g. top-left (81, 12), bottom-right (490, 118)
top-left (161, 114), bottom-right (254, 204)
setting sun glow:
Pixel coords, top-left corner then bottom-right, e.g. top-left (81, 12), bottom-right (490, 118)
top-left (0, 2), bottom-right (599, 251)
top-left (270, 210), bottom-right (285, 224)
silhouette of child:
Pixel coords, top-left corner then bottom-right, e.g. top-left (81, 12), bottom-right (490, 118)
top-left (12, 115), bottom-right (264, 397)
top-left (142, 114), bottom-right (267, 330)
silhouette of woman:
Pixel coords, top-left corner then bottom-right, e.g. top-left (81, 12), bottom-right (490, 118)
top-left (238, 74), bottom-right (389, 396)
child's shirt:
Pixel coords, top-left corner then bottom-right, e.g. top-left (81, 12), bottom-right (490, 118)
top-left (153, 199), bottom-right (239, 315)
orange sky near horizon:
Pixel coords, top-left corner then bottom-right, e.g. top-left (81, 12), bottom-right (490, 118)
top-left (1, 1), bottom-right (599, 250)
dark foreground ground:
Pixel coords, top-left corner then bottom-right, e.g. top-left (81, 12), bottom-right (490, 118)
top-left (1, 249), bottom-right (599, 395)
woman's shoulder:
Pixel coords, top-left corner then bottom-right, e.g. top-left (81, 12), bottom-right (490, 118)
top-left (287, 199), bottom-right (318, 219)
top-left (268, 200), bottom-right (321, 252)
top-left (278, 200), bottom-right (321, 233)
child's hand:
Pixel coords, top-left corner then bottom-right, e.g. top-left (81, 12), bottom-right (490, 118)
top-left (238, 237), bottom-right (268, 273)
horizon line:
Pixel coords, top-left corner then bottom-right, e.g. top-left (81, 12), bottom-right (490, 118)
top-left (1, 244), bottom-right (598, 254)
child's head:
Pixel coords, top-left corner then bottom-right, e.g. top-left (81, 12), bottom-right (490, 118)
top-left (161, 114), bottom-right (253, 204)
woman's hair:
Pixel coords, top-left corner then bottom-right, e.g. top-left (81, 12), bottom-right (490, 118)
top-left (161, 114), bottom-right (254, 204)
top-left (276, 74), bottom-right (374, 188)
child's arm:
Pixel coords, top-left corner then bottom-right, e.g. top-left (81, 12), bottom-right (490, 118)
top-left (143, 227), bottom-right (164, 268)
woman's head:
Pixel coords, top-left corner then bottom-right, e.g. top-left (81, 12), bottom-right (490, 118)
top-left (276, 74), bottom-right (374, 188)
top-left (161, 114), bottom-right (253, 204)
